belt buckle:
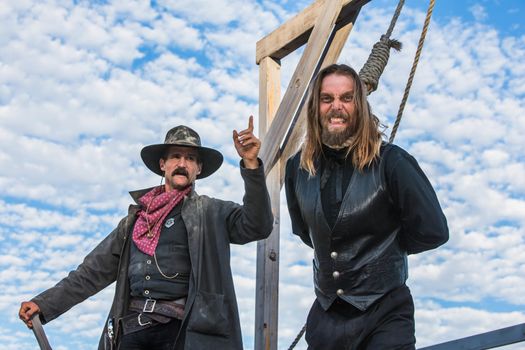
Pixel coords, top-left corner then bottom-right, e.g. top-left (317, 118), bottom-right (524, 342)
top-left (137, 313), bottom-right (152, 326)
top-left (143, 298), bottom-right (156, 313)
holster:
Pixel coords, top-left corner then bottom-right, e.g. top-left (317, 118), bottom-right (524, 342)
top-left (104, 318), bottom-right (116, 350)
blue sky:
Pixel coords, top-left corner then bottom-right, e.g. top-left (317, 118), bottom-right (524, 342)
top-left (1, 0), bottom-right (524, 349)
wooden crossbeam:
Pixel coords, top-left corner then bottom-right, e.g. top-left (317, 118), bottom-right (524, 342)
top-left (256, 0), bottom-right (370, 64)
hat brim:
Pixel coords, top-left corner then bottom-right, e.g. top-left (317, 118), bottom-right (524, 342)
top-left (141, 144), bottom-right (223, 179)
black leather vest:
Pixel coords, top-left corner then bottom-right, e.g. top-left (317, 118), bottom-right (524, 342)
top-left (291, 145), bottom-right (408, 311)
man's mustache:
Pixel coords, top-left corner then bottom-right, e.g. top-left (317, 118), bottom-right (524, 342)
top-left (171, 168), bottom-right (189, 177)
top-left (326, 110), bottom-right (350, 120)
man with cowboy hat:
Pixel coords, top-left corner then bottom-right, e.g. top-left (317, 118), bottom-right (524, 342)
top-left (19, 117), bottom-right (273, 350)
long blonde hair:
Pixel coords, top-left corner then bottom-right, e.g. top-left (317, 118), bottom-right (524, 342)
top-left (300, 64), bottom-right (383, 175)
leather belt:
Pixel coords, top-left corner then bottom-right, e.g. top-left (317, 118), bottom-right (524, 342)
top-left (121, 297), bottom-right (186, 336)
top-left (129, 297), bottom-right (186, 321)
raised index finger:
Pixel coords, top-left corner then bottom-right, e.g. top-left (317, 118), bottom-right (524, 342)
top-left (247, 115), bottom-right (254, 132)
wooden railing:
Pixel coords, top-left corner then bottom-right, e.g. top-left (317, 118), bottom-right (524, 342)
top-left (420, 323), bottom-right (525, 350)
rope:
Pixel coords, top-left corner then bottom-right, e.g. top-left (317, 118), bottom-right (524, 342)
top-left (287, 324), bottom-right (306, 350)
top-left (358, 0), bottom-right (405, 94)
top-left (385, 0), bottom-right (405, 38)
top-left (389, 0), bottom-right (435, 143)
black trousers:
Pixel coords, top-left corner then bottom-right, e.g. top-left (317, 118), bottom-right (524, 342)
top-left (119, 318), bottom-right (182, 350)
top-left (305, 285), bottom-right (415, 350)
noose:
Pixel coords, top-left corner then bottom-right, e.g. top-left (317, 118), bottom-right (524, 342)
top-left (358, 0), bottom-right (405, 94)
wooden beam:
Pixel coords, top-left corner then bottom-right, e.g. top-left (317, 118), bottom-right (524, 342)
top-left (255, 56), bottom-right (281, 350)
top-left (278, 9), bottom-right (361, 186)
top-left (259, 0), bottom-right (346, 176)
top-left (256, 0), bottom-right (371, 64)
top-left (419, 323), bottom-right (525, 350)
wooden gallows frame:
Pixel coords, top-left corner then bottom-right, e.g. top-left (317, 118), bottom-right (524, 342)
top-left (255, 1), bottom-right (372, 349)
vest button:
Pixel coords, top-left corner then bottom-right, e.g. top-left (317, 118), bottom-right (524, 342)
top-left (145, 275), bottom-right (151, 280)
top-left (146, 260), bottom-right (152, 265)
top-left (144, 290), bottom-right (150, 295)
top-left (332, 271), bottom-right (340, 279)
top-left (336, 289), bottom-right (344, 296)
top-left (330, 251), bottom-right (338, 259)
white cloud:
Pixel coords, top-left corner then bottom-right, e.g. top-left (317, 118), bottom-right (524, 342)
top-left (141, 14), bottom-right (204, 50)
top-left (469, 4), bottom-right (488, 22)
top-left (1, 1), bottom-right (525, 349)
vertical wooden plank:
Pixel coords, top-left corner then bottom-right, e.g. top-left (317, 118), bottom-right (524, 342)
top-left (278, 9), bottom-right (362, 186)
top-left (255, 56), bottom-right (281, 350)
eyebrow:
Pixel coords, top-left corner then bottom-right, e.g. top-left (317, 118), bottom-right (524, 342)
top-left (320, 91), bottom-right (354, 96)
top-left (168, 150), bottom-right (199, 156)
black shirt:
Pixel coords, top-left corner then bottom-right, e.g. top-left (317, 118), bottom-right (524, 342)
top-left (289, 143), bottom-right (448, 255)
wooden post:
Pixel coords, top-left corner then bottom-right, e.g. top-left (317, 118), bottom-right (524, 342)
top-left (255, 56), bottom-right (281, 350)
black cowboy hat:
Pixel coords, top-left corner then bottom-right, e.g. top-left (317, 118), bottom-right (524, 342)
top-left (141, 125), bottom-right (223, 179)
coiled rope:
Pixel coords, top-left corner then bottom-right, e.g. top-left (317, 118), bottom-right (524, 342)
top-left (358, 0), bottom-right (405, 94)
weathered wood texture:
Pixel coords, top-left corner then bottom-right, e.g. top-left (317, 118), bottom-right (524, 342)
top-left (255, 56), bottom-right (281, 350)
top-left (256, 0), bottom-right (371, 64)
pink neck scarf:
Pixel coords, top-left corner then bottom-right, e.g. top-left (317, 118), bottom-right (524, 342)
top-left (132, 185), bottom-right (191, 256)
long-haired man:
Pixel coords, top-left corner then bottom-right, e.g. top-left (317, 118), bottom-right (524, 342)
top-left (285, 64), bottom-right (448, 349)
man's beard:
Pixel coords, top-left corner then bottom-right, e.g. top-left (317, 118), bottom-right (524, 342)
top-left (321, 110), bottom-right (355, 148)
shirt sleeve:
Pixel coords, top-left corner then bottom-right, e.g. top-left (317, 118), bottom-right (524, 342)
top-left (224, 158), bottom-right (274, 244)
top-left (385, 146), bottom-right (449, 254)
top-left (285, 155), bottom-right (313, 248)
